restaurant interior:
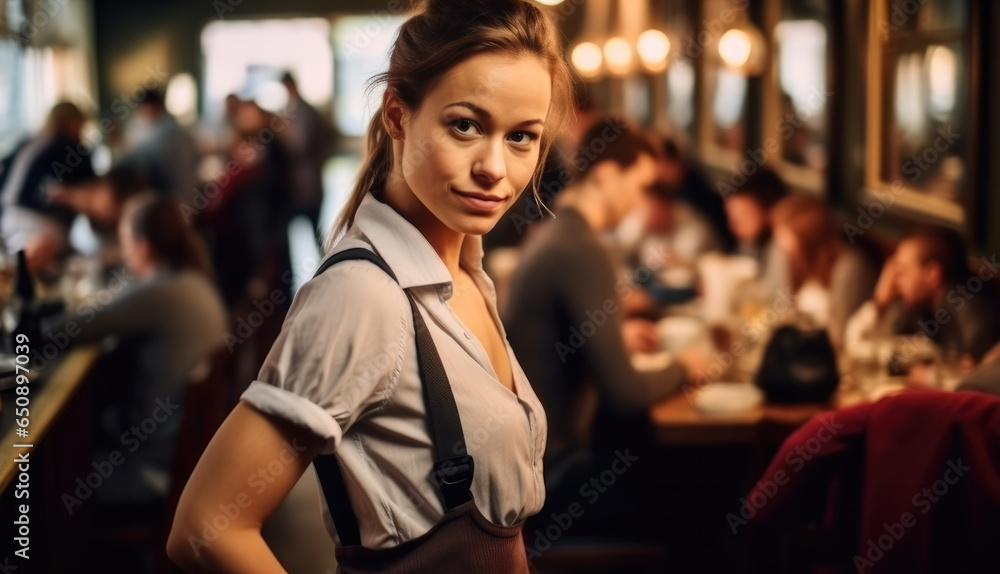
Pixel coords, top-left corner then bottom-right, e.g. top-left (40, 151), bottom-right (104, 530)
top-left (1, 0), bottom-right (999, 572)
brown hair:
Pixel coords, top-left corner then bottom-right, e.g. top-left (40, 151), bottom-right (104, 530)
top-left (127, 196), bottom-right (214, 278)
top-left (730, 167), bottom-right (789, 210)
top-left (907, 226), bottom-right (970, 284)
top-left (770, 194), bottom-right (840, 290)
top-left (45, 102), bottom-right (86, 136)
top-left (326, 0), bottom-right (573, 250)
top-left (574, 117), bottom-right (658, 180)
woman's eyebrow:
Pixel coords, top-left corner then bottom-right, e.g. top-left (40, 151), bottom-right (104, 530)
top-left (444, 101), bottom-right (543, 128)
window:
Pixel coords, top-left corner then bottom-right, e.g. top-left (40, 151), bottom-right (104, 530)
top-left (864, 0), bottom-right (971, 225)
top-left (763, 0), bottom-right (830, 193)
top-left (331, 15), bottom-right (406, 137)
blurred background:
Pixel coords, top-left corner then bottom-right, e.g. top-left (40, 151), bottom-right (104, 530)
top-left (1, 0), bottom-right (998, 573)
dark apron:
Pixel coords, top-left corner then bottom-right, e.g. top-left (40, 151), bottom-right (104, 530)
top-left (311, 248), bottom-right (531, 573)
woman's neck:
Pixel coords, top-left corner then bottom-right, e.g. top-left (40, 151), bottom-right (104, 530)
top-left (381, 172), bottom-right (466, 279)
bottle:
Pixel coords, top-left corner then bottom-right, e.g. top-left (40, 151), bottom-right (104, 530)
top-left (11, 250), bottom-right (38, 355)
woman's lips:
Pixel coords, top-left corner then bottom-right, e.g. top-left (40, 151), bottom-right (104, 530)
top-left (453, 189), bottom-right (506, 211)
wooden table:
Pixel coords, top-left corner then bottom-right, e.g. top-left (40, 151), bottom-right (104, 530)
top-left (649, 391), bottom-right (834, 446)
top-left (0, 345), bottom-right (102, 492)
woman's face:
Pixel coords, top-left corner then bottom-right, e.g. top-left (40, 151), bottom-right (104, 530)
top-left (393, 52), bottom-right (552, 236)
top-left (726, 195), bottom-right (766, 243)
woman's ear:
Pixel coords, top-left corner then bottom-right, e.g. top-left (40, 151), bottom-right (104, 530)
top-left (383, 89), bottom-right (407, 141)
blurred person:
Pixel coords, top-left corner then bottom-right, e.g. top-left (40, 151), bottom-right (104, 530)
top-left (770, 194), bottom-right (878, 350)
top-left (658, 138), bottom-right (734, 251)
top-left (504, 117), bottom-right (710, 537)
top-left (41, 194), bottom-right (227, 566)
top-left (0, 101), bottom-right (95, 253)
top-left (169, 1), bottom-right (573, 571)
top-left (725, 167), bottom-right (790, 291)
top-left (197, 98), bottom-right (290, 306)
top-left (866, 227), bottom-right (999, 371)
top-left (279, 72), bottom-right (333, 244)
top-left (615, 180), bottom-right (725, 307)
top-left (48, 166), bottom-right (148, 268)
top-left (116, 91), bottom-right (199, 200)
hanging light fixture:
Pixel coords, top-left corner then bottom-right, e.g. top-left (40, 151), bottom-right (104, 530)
top-left (569, 0), bottom-right (612, 80)
top-left (572, 42), bottom-right (604, 79)
top-left (603, 36), bottom-right (632, 76)
top-left (718, 23), bottom-right (766, 75)
top-left (637, 29), bottom-right (670, 72)
top-left (719, 29), bottom-right (752, 67)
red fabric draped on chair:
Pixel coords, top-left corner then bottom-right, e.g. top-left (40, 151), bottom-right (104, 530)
top-left (744, 390), bottom-right (1000, 574)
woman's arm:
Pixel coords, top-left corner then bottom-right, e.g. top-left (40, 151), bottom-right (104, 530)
top-left (167, 401), bottom-right (325, 572)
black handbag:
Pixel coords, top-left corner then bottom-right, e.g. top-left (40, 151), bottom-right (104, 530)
top-left (754, 324), bottom-right (839, 404)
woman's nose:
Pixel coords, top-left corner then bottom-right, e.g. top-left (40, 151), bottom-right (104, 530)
top-left (473, 139), bottom-right (506, 184)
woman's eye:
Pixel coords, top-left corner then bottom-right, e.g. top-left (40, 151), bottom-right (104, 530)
top-left (451, 119), bottom-right (479, 136)
top-left (508, 131), bottom-right (538, 146)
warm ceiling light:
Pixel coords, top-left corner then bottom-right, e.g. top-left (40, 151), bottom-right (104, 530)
top-left (603, 37), bottom-right (632, 75)
top-left (637, 29), bottom-right (670, 72)
top-left (534, 0), bottom-right (565, 4)
top-left (719, 29), bottom-right (752, 68)
top-left (571, 42), bottom-right (603, 78)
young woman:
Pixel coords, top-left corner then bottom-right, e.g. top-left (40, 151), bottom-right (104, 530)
top-left (168, 0), bottom-right (572, 571)
top-left (41, 194), bottom-right (226, 561)
top-left (770, 194), bottom-right (878, 350)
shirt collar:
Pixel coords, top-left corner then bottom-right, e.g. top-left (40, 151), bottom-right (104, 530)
top-left (352, 188), bottom-right (485, 298)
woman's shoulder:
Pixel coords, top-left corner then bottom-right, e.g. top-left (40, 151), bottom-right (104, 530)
top-left (296, 247), bottom-right (410, 323)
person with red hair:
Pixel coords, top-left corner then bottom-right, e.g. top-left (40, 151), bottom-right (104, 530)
top-left (770, 194), bottom-right (878, 349)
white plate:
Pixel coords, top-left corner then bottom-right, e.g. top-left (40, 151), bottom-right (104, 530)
top-left (693, 382), bottom-right (763, 415)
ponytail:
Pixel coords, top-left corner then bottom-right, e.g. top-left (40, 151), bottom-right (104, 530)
top-left (325, 107), bottom-right (393, 251)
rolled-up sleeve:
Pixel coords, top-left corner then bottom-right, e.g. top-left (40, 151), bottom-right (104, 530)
top-left (240, 259), bottom-right (410, 454)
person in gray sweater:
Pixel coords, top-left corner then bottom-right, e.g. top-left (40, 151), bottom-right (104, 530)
top-left (42, 195), bottom-right (228, 512)
top-left (504, 119), bottom-right (708, 537)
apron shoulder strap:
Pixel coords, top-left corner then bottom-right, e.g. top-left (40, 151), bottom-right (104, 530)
top-left (310, 247), bottom-right (475, 548)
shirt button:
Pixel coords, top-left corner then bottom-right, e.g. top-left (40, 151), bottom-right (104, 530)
top-left (464, 332), bottom-right (472, 340)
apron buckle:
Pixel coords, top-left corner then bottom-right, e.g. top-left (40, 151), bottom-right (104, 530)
top-left (432, 455), bottom-right (475, 508)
